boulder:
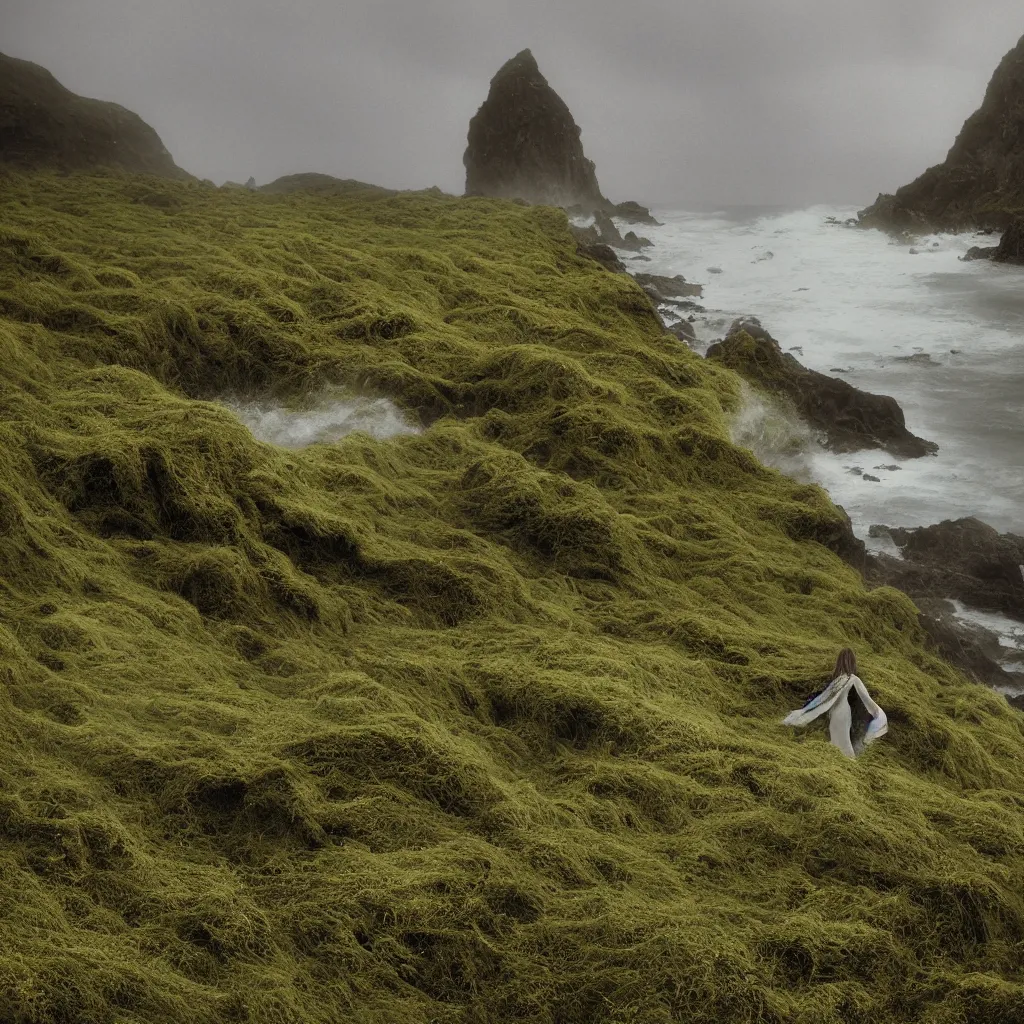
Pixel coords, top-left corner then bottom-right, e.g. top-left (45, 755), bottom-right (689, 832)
top-left (0, 51), bottom-right (190, 178)
top-left (705, 319), bottom-right (939, 459)
top-left (632, 273), bottom-right (703, 301)
top-left (623, 230), bottom-right (653, 250)
top-left (664, 318), bottom-right (696, 343)
top-left (867, 518), bottom-right (1024, 620)
top-left (962, 245), bottom-right (998, 261)
top-left (577, 243), bottom-right (626, 274)
top-left (993, 217), bottom-right (1024, 263)
top-left (609, 200), bottom-right (661, 226)
top-left (464, 49), bottom-right (605, 208)
top-left (856, 33), bottom-right (1024, 231)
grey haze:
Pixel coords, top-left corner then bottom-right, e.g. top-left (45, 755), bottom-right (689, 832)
top-left (3, 0), bottom-right (1023, 206)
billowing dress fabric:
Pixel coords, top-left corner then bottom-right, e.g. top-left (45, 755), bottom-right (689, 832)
top-left (782, 673), bottom-right (887, 758)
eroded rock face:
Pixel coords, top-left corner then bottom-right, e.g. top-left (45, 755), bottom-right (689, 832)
top-left (465, 50), bottom-right (657, 223)
top-left (706, 319), bottom-right (938, 459)
top-left (993, 217), bottom-right (1024, 263)
top-left (857, 33), bottom-right (1024, 231)
top-left (464, 49), bottom-right (605, 208)
top-left (0, 52), bottom-right (190, 178)
top-left (868, 518), bottom-right (1024, 620)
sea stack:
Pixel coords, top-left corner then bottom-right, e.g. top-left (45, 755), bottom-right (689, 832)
top-left (859, 33), bottom-right (1024, 232)
top-left (0, 51), bottom-right (190, 178)
top-left (464, 49), bottom-right (607, 210)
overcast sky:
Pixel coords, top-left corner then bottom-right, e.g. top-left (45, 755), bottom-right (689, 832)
top-left (4, 0), bottom-right (1023, 206)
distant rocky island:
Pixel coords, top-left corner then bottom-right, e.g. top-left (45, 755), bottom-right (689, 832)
top-left (464, 49), bottom-right (658, 229)
top-left (859, 32), bottom-right (1024, 233)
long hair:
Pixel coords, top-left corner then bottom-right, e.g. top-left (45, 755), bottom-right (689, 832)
top-left (832, 647), bottom-right (858, 680)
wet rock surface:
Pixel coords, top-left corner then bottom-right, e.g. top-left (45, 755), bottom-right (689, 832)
top-left (867, 518), bottom-right (1024, 620)
top-left (993, 217), bottom-right (1024, 263)
top-left (576, 242), bottom-right (626, 274)
top-left (0, 51), bottom-right (190, 178)
top-left (632, 273), bottom-right (703, 302)
top-left (705, 318), bottom-right (939, 459)
top-left (909, 597), bottom-right (1024, 692)
top-left (961, 245), bottom-right (998, 262)
top-left (608, 200), bottom-right (661, 225)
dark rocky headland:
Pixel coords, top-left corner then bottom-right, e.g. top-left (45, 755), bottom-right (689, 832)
top-left (0, 51), bottom-right (191, 178)
top-left (858, 32), bottom-right (1024, 233)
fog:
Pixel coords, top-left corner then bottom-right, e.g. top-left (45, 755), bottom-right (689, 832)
top-left (5, 0), bottom-right (1023, 205)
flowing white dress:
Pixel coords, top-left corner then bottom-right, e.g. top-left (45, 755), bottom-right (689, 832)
top-left (782, 673), bottom-right (887, 758)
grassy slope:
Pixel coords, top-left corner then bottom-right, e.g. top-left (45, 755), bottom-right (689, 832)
top-left (0, 173), bottom-right (1023, 1024)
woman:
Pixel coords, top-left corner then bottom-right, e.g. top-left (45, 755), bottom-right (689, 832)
top-left (782, 648), bottom-right (888, 758)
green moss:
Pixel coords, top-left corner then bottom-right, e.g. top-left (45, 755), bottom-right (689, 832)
top-left (0, 172), bottom-right (1023, 1023)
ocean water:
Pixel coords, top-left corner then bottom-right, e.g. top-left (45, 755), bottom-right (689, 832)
top-left (628, 205), bottom-right (1024, 539)
top-left (619, 205), bottom-right (1024, 669)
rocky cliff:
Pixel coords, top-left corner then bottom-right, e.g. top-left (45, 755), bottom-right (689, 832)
top-left (859, 34), bottom-right (1024, 232)
top-left (464, 49), bottom-right (605, 208)
top-left (464, 48), bottom-right (657, 226)
top-left (0, 52), bottom-right (190, 178)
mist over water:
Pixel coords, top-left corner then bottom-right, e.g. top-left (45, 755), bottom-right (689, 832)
top-left (634, 206), bottom-right (1024, 540)
top-left (223, 393), bottom-right (421, 448)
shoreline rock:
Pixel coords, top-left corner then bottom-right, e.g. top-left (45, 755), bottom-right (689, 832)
top-left (867, 518), bottom-right (1024, 620)
top-left (632, 273), bottom-right (703, 302)
top-left (705, 318), bottom-right (939, 459)
top-left (865, 519), bottom-right (1024, 698)
top-left (994, 217), bottom-right (1024, 263)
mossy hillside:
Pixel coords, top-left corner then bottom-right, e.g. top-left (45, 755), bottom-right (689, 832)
top-left (0, 174), bottom-right (1023, 1024)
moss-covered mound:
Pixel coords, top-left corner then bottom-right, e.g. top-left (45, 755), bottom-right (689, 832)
top-left (858, 33), bottom-right (1024, 232)
top-left (2, 174), bottom-right (1024, 1024)
top-left (0, 53), bottom-right (190, 179)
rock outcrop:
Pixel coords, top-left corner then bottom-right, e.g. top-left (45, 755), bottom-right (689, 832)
top-left (464, 49), bottom-right (657, 223)
top-left (632, 273), bottom-right (703, 302)
top-left (961, 244), bottom-right (998, 262)
top-left (907, 597), bottom-right (1024, 692)
top-left (865, 518), bottom-right (1024, 694)
top-left (867, 518), bottom-right (1024, 620)
top-left (993, 217), bottom-right (1024, 262)
top-left (464, 49), bottom-right (604, 208)
top-left (0, 52), bottom-right (190, 178)
top-left (857, 33), bottom-right (1024, 232)
top-left (706, 318), bottom-right (939, 459)
top-left (576, 242), bottom-right (626, 274)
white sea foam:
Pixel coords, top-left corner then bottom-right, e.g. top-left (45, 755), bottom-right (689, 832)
top-left (222, 393), bottom-right (420, 448)
top-left (639, 205), bottom-right (1024, 538)
top-left (949, 600), bottom-right (1024, 689)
